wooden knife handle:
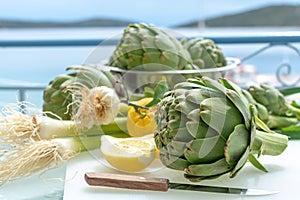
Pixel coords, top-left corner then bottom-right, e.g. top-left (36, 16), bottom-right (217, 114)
top-left (85, 172), bottom-right (169, 192)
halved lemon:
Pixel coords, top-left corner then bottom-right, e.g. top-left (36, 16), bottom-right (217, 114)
top-left (100, 135), bottom-right (156, 172)
top-left (127, 98), bottom-right (157, 137)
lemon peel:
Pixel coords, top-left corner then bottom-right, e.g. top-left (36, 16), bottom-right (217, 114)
top-left (100, 135), bottom-right (155, 172)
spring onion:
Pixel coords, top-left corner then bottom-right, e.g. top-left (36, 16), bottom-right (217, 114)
top-left (0, 107), bottom-right (127, 143)
top-left (0, 133), bottom-right (127, 185)
top-left (0, 83), bottom-right (127, 143)
top-left (69, 84), bottom-right (120, 130)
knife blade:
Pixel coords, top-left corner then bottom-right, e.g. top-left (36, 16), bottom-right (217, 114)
top-left (84, 172), bottom-right (278, 196)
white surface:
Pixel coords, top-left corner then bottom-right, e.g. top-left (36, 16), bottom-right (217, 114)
top-left (63, 141), bottom-right (300, 200)
top-left (0, 164), bottom-right (66, 200)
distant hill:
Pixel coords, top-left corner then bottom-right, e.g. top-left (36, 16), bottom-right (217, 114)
top-left (0, 18), bottom-right (134, 28)
top-left (2, 5), bottom-right (300, 28)
top-left (180, 5), bottom-right (300, 27)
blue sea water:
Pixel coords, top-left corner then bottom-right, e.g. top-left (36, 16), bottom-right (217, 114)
top-left (1, 27), bottom-right (300, 108)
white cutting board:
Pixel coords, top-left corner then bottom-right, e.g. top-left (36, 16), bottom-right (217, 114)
top-left (0, 164), bottom-right (65, 200)
top-left (63, 141), bottom-right (300, 200)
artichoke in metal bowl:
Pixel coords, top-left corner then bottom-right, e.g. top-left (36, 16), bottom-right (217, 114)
top-left (182, 38), bottom-right (227, 69)
top-left (108, 23), bottom-right (192, 70)
top-left (107, 23), bottom-right (193, 93)
top-left (107, 23), bottom-right (237, 94)
top-left (154, 76), bottom-right (288, 181)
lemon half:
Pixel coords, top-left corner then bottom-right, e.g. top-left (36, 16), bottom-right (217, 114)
top-left (100, 135), bottom-right (156, 172)
top-left (127, 98), bottom-right (157, 137)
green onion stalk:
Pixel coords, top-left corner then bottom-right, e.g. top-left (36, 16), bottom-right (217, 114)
top-left (0, 134), bottom-right (130, 185)
top-left (0, 85), bottom-right (128, 143)
top-left (0, 85), bottom-right (130, 145)
top-left (0, 85), bottom-right (130, 184)
top-left (0, 108), bottom-right (128, 143)
top-left (0, 120), bottom-right (128, 185)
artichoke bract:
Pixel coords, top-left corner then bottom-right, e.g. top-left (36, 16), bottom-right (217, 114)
top-left (154, 76), bottom-right (288, 181)
top-left (43, 65), bottom-right (116, 120)
top-left (108, 23), bottom-right (192, 70)
top-left (182, 38), bottom-right (227, 69)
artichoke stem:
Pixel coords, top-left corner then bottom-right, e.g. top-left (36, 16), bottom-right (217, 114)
top-left (267, 115), bottom-right (298, 129)
top-left (287, 103), bottom-right (300, 118)
top-left (251, 130), bottom-right (288, 156)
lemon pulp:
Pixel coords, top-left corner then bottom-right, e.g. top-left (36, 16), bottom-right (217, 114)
top-left (100, 135), bottom-right (155, 172)
top-left (127, 98), bottom-right (157, 137)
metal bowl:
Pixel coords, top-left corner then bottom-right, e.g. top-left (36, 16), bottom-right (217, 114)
top-left (107, 57), bottom-right (240, 75)
top-left (103, 57), bottom-right (240, 97)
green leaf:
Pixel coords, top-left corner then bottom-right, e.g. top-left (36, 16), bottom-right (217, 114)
top-left (143, 86), bottom-right (154, 97)
top-left (146, 78), bottom-right (169, 107)
top-left (279, 86), bottom-right (300, 96)
top-left (276, 128), bottom-right (300, 140)
top-left (280, 124), bottom-right (300, 132)
top-left (248, 153), bottom-right (268, 173)
top-left (291, 100), bottom-right (300, 109)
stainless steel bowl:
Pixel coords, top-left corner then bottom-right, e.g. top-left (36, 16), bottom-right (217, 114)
top-left (102, 57), bottom-right (240, 97)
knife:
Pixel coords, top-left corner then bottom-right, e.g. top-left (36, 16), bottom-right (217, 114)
top-left (84, 172), bottom-right (278, 196)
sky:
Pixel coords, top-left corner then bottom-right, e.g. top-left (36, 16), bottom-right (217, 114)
top-left (0, 0), bottom-right (299, 26)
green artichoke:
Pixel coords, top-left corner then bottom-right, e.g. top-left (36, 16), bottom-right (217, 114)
top-left (108, 23), bottom-right (192, 70)
top-left (154, 76), bottom-right (288, 181)
top-left (108, 23), bottom-right (195, 93)
top-left (248, 84), bottom-right (300, 128)
top-left (182, 38), bottom-right (227, 69)
top-left (249, 84), bottom-right (300, 117)
top-left (43, 65), bottom-right (117, 120)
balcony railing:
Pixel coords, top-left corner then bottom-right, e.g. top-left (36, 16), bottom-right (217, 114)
top-left (1, 30), bottom-right (300, 102)
top-left (1, 31), bottom-right (300, 47)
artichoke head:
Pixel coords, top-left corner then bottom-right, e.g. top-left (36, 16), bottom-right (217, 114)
top-left (155, 77), bottom-right (288, 181)
top-left (182, 38), bottom-right (227, 69)
top-left (108, 23), bottom-right (192, 70)
top-left (248, 84), bottom-right (300, 128)
top-left (43, 65), bottom-right (116, 120)
top-left (248, 84), bottom-right (292, 116)
top-left (155, 76), bottom-right (255, 181)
